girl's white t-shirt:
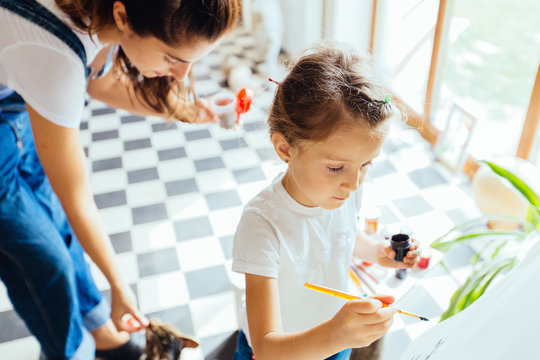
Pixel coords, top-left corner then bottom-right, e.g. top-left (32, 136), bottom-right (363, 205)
top-left (232, 174), bottom-right (363, 345)
top-left (0, 0), bottom-right (105, 128)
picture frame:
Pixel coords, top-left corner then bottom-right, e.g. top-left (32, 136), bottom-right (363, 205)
top-left (434, 102), bottom-right (478, 173)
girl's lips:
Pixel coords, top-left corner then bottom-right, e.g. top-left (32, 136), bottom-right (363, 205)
top-left (333, 196), bottom-right (347, 201)
top-left (154, 71), bottom-right (166, 77)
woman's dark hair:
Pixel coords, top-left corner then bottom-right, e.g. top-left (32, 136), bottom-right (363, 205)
top-left (268, 41), bottom-right (401, 148)
top-left (55, 0), bottom-right (241, 121)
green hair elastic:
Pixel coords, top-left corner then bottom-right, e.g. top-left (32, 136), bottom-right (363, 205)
top-left (384, 94), bottom-right (392, 104)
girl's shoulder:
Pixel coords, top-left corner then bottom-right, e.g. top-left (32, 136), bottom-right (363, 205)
top-left (242, 179), bottom-right (281, 216)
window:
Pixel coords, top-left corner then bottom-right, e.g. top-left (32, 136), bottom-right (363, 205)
top-left (326, 0), bottom-right (539, 170)
top-left (431, 0), bottom-right (540, 160)
top-left (532, 127), bottom-right (540, 167)
top-left (373, 0), bottom-right (440, 111)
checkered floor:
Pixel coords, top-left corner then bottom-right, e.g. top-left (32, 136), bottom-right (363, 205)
top-left (0, 29), bottom-right (484, 359)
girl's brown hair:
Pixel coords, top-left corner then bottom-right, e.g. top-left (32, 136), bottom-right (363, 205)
top-left (55, 0), bottom-right (241, 121)
top-left (268, 41), bottom-right (400, 147)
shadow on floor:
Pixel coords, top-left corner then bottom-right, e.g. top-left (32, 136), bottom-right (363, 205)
top-left (205, 330), bottom-right (239, 360)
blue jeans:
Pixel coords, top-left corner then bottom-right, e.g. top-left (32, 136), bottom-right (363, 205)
top-left (233, 330), bottom-right (352, 360)
top-left (0, 97), bottom-right (109, 359)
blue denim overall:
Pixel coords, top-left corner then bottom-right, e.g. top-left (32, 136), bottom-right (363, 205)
top-left (0, 0), bottom-right (109, 359)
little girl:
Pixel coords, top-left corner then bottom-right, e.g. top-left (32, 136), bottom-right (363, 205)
top-left (232, 41), bottom-right (419, 360)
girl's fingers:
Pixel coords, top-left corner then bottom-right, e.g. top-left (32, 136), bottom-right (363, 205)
top-left (365, 316), bottom-right (394, 333)
top-left (347, 298), bottom-right (383, 314)
top-left (411, 238), bottom-right (421, 251)
top-left (372, 295), bottom-right (395, 306)
top-left (355, 307), bottom-right (397, 325)
top-left (384, 246), bottom-right (396, 259)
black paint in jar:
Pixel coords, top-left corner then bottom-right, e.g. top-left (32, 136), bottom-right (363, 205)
top-left (390, 233), bottom-right (411, 262)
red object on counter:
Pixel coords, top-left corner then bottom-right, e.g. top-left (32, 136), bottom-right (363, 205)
top-left (417, 255), bottom-right (431, 269)
top-left (236, 88), bottom-right (253, 123)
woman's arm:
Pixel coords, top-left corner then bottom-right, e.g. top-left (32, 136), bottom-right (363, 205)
top-left (26, 103), bottom-right (146, 331)
top-left (87, 58), bottom-right (161, 117)
top-left (245, 274), bottom-right (393, 360)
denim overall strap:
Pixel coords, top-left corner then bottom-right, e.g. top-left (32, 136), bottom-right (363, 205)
top-left (0, 0), bottom-right (91, 80)
top-left (0, 88), bottom-right (26, 112)
top-left (0, 3), bottom-right (109, 359)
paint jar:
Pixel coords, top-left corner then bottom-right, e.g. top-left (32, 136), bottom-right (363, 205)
top-left (390, 233), bottom-right (411, 262)
top-left (395, 268), bottom-right (408, 280)
top-left (210, 91), bottom-right (237, 129)
top-left (363, 207), bottom-right (381, 235)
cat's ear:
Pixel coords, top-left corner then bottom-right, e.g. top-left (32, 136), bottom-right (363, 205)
top-left (181, 337), bottom-right (199, 349)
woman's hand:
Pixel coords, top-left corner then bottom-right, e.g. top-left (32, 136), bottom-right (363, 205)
top-left (192, 98), bottom-right (220, 124)
top-left (110, 285), bottom-right (148, 333)
top-left (171, 97), bottom-right (220, 124)
top-left (376, 239), bottom-right (420, 268)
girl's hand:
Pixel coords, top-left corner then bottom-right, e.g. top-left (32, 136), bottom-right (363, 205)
top-left (110, 285), bottom-right (149, 333)
top-left (376, 239), bottom-right (420, 268)
top-left (329, 297), bottom-right (396, 349)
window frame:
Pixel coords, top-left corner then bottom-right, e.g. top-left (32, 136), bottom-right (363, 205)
top-left (370, 0), bottom-right (540, 177)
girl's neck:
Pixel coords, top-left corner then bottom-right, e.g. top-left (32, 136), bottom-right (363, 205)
top-left (95, 26), bottom-right (119, 45)
top-left (281, 172), bottom-right (317, 208)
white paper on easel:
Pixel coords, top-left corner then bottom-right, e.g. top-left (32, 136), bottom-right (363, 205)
top-left (399, 234), bottom-right (540, 360)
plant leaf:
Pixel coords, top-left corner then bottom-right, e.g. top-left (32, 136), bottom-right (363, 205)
top-left (440, 258), bottom-right (516, 321)
top-left (526, 205), bottom-right (540, 231)
top-left (431, 214), bottom-right (536, 251)
top-left (440, 275), bottom-right (475, 321)
top-left (463, 258), bottom-right (516, 309)
top-left (431, 231), bottom-right (526, 252)
top-left (490, 240), bottom-right (508, 259)
top-left (480, 160), bottom-right (540, 207)
top-left (440, 268), bottom-right (485, 321)
top-left (481, 160), bottom-right (540, 231)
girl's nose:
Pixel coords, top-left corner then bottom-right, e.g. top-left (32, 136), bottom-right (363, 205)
top-left (169, 63), bottom-right (191, 81)
top-left (342, 173), bottom-right (359, 191)
top-left (342, 169), bottom-right (365, 191)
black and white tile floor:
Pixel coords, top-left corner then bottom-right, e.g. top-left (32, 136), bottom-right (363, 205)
top-left (0, 29), bottom-right (483, 359)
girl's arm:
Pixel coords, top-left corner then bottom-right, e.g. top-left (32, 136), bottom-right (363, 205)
top-left (353, 231), bottom-right (419, 268)
top-left (86, 46), bottom-right (217, 123)
top-left (246, 274), bottom-right (394, 360)
top-left (27, 104), bottom-right (146, 331)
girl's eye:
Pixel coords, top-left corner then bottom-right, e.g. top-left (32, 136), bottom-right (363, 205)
top-left (164, 56), bottom-right (177, 65)
top-left (362, 161), bottom-right (372, 168)
top-left (328, 166), bottom-right (344, 173)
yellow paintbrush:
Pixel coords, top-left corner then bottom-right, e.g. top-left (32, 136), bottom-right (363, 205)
top-left (305, 282), bottom-right (429, 321)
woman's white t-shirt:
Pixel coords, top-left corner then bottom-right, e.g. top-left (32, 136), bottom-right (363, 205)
top-left (0, 0), bottom-right (105, 128)
top-left (232, 174), bottom-right (363, 345)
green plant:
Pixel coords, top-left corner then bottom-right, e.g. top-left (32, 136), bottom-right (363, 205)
top-left (431, 160), bottom-right (540, 321)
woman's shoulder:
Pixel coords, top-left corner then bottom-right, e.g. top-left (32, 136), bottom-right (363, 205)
top-left (0, 1), bottom-right (101, 64)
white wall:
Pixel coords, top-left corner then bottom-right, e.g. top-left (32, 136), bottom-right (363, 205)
top-left (326, 0), bottom-right (372, 55)
top-left (278, 0), bottom-right (324, 55)
top-left (278, 0), bottom-right (373, 55)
